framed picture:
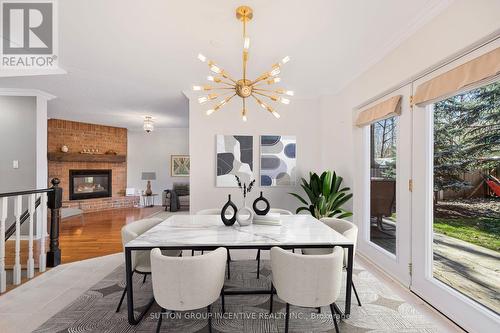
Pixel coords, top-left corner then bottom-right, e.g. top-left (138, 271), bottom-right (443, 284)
top-left (216, 135), bottom-right (253, 187)
top-left (171, 155), bottom-right (190, 177)
top-left (260, 135), bottom-right (296, 186)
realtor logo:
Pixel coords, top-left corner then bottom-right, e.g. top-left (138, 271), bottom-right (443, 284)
top-left (1, 0), bottom-right (57, 70)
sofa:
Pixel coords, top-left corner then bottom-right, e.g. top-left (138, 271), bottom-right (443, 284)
top-left (163, 183), bottom-right (190, 212)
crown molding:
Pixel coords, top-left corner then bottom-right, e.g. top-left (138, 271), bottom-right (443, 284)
top-left (0, 67), bottom-right (67, 78)
top-left (0, 88), bottom-right (56, 100)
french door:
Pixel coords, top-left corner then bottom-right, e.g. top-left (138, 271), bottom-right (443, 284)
top-left (357, 85), bottom-right (413, 287)
top-left (411, 40), bottom-right (500, 332)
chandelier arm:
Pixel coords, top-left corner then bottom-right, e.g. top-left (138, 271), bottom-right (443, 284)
top-left (250, 93), bottom-right (268, 108)
top-left (220, 71), bottom-right (239, 84)
top-left (203, 91), bottom-right (233, 104)
top-left (242, 98), bottom-right (247, 118)
top-left (242, 19), bottom-right (248, 82)
top-left (209, 87), bottom-right (237, 91)
top-left (252, 91), bottom-right (277, 101)
top-left (217, 80), bottom-right (237, 87)
top-left (250, 73), bottom-right (270, 86)
top-left (253, 88), bottom-right (283, 93)
top-left (217, 93), bottom-right (237, 110)
top-left (251, 94), bottom-right (276, 116)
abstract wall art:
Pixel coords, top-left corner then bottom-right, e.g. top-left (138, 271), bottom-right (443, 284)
top-left (216, 135), bottom-right (253, 187)
top-left (260, 135), bottom-right (296, 186)
top-left (171, 155), bottom-right (190, 177)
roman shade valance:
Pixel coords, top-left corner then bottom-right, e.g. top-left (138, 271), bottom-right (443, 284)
top-left (414, 47), bottom-right (500, 106)
top-left (355, 95), bottom-right (402, 127)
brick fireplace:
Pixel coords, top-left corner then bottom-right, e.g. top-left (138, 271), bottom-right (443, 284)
top-left (48, 119), bottom-right (138, 212)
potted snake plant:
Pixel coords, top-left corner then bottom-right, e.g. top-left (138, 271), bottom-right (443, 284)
top-left (289, 171), bottom-right (353, 219)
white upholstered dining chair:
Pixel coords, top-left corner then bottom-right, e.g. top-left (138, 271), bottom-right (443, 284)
top-left (302, 218), bottom-right (362, 306)
top-left (151, 247), bottom-right (227, 333)
top-left (196, 208), bottom-right (221, 215)
top-left (195, 209), bottom-right (232, 279)
top-left (270, 247), bottom-right (344, 333)
top-left (116, 218), bottom-right (181, 312)
top-left (255, 208), bottom-right (293, 279)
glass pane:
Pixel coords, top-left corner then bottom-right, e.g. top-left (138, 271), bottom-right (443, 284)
top-left (73, 175), bottom-right (109, 194)
top-left (370, 116), bottom-right (397, 254)
top-left (432, 81), bottom-right (500, 314)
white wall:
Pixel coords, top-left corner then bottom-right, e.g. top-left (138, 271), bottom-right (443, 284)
top-left (0, 94), bottom-right (49, 237)
top-left (0, 96), bottom-right (37, 192)
top-left (320, 0), bottom-right (500, 213)
top-left (189, 96), bottom-right (321, 213)
top-left (127, 128), bottom-right (189, 197)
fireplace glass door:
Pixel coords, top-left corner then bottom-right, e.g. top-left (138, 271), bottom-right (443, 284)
top-left (69, 170), bottom-right (112, 200)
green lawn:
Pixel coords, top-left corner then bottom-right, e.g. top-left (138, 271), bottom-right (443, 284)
top-left (433, 217), bottom-right (500, 252)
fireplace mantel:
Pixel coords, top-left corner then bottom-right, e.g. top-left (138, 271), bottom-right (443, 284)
top-left (48, 152), bottom-right (126, 163)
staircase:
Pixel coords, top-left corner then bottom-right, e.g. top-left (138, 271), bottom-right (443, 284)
top-left (0, 178), bottom-right (62, 293)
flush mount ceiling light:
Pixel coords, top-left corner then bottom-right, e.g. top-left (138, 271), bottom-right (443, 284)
top-left (143, 116), bottom-right (154, 133)
top-left (192, 6), bottom-right (294, 122)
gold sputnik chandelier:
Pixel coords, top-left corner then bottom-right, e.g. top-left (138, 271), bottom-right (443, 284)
top-left (192, 6), bottom-right (293, 121)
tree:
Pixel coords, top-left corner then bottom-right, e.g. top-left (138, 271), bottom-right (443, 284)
top-left (434, 82), bottom-right (500, 193)
top-left (371, 117), bottom-right (397, 179)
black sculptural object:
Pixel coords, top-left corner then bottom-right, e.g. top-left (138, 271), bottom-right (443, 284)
top-left (221, 194), bottom-right (237, 226)
top-left (253, 191), bottom-right (270, 216)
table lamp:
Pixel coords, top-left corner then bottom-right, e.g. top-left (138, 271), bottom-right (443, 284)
top-left (141, 172), bottom-right (156, 196)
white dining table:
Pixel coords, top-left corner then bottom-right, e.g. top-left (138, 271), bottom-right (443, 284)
top-left (124, 214), bottom-right (355, 325)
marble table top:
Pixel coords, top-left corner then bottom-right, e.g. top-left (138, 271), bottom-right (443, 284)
top-left (126, 214), bottom-right (353, 249)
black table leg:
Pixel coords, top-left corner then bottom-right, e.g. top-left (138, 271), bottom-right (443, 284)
top-left (126, 248), bottom-right (155, 325)
top-left (344, 244), bottom-right (353, 317)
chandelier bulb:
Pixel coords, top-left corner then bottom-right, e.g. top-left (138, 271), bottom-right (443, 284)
top-left (285, 90), bottom-right (294, 96)
top-left (267, 77), bottom-right (281, 85)
top-left (243, 37), bottom-right (250, 50)
top-left (198, 53), bottom-right (207, 62)
top-left (280, 56), bottom-right (290, 65)
top-left (192, 85), bottom-right (202, 91)
top-left (198, 94), bottom-right (217, 104)
top-left (270, 67), bottom-right (280, 77)
top-left (272, 111), bottom-right (281, 119)
top-left (210, 64), bottom-right (222, 74)
top-left (279, 97), bottom-right (290, 105)
top-left (206, 109), bottom-right (215, 115)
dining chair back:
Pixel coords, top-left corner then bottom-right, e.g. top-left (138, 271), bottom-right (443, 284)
top-left (271, 246), bottom-right (343, 307)
top-left (320, 218), bottom-right (358, 264)
top-left (121, 218), bottom-right (163, 271)
top-left (270, 247), bottom-right (343, 332)
top-left (196, 208), bottom-right (221, 215)
top-left (302, 217), bottom-right (362, 308)
top-left (116, 217), bottom-right (180, 313)
top-left (268, 208), bottom-right (293, 215)
top-left (151, 247), bottom-right (227, 311)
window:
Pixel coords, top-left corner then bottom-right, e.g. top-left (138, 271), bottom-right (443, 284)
top-left (432, 81), bottom-right (499, 314)
top-left (370, 116), bottom-right (397, 254)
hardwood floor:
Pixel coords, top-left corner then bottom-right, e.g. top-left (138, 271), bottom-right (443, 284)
top-left (5, 206), bottom-right (163, 266)
top-left (58, 206), bottom-right (163, 263)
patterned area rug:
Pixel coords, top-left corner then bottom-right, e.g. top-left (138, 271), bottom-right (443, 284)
top-left (34, 259), bottom-right (438, 332)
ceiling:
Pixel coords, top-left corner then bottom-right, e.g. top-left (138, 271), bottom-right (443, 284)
top-left (0, 0), bottom-right (452, 129)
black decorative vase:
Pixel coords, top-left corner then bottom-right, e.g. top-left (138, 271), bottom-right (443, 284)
top-left (253, 191), bottom-right (270, 216)
top-left (221, 194), bottom-right (237, 226)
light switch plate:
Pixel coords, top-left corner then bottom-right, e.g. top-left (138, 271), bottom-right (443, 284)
top-left (13, 160), bottom-right (19, 169)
